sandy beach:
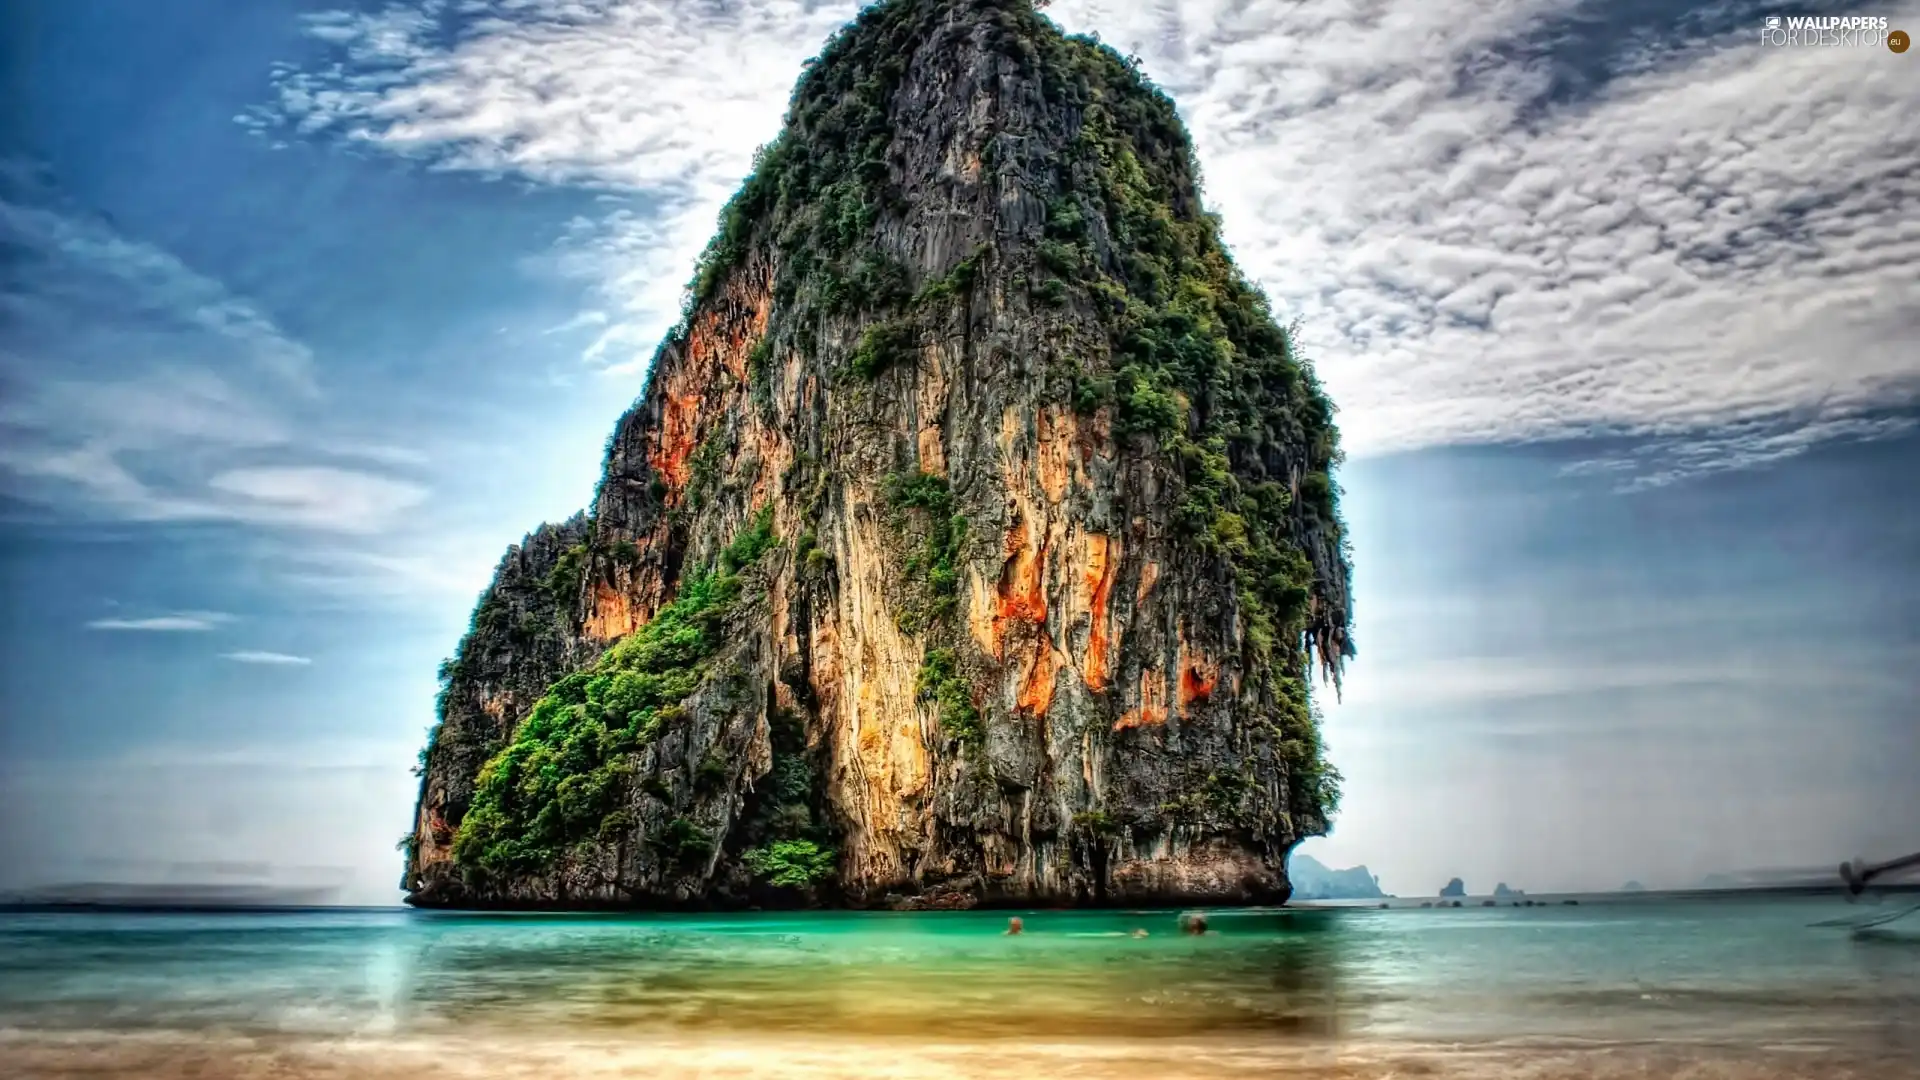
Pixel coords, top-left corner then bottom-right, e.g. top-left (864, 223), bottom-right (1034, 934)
top-left (7, 1030), bottom-right (1919, 1080)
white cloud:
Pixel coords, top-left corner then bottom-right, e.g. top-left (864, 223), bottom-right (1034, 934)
top-left (207, 466), bottom-right (430, 534)
top-left (85, 611), bottom-right (235, 632)
top-left (1561, 412), bottom-right (1920, 490)
top-left (0, 197), bottom-right (318, 394)
top-left (258, 0), bottom-right (1920, 485)
top-left (256, 0), bottom-right (862, 377)
top-left (281, 538), bottom-right (512, 603)
top-left (222, 650), bottom-right (315, 665)
top-left (1059, 0), bottom-right (1920, 479)
top-left (0, 187), bottom-right (444, 580)
top-left (322, 442), bottom-right (436, 468)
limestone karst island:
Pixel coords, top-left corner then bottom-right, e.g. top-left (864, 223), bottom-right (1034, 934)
top-left (403, 0), bottom-right (1354, 911)
top-left (9, 0), bottom-right (1920, 1078)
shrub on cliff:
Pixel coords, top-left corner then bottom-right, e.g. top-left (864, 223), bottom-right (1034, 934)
top-left (742, 839), bottom-right (838, 888)
top-left (451, 515), bottom-right (776, 879)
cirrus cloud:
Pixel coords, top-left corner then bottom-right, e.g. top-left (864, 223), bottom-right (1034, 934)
top-left (0, 168), bottom-right (439, 564)
top-left (221, 650), bottom-right (315, 666)
top-left (84, 611), bottom-right (235, 632)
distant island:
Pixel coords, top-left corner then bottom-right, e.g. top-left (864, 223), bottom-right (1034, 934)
top-left (1619, 881), bottom-right (1647, 892)
top-left (1439, 877), bottom-right (1467, 897)
top-left (1493, 882), bottom-right (1524, 897)
top-left (1287, 853), bottom-right (1387, 900)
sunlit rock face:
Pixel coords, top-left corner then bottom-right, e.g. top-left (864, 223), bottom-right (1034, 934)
top-left (404, 0), bottom-right (1353, 912)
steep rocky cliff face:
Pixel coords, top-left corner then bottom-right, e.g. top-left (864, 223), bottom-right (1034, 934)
top-left (404, 0), bottom-right (1354, 911)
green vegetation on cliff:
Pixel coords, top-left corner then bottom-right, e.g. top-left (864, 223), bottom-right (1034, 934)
top-left (451, 510), bottom-right (778, 878)
top-left (1031, 4), bottom-right (1350, 810)
top-left (677, 0), bottom-right (926, 331)
top-left (883, 471), bottom-right (981, 746)
top-left (410, 0), bottom-right (1356, 907)
top-left (742, 839), bottom-right (837, 887)
top-left (883, 471), bottom-right (967, 632)
top-left (1027, 28), bottom-right (1345, 672)
top-left (671, 0), bottom-right (1348, 805)
top-left (737, 706), bottom-right (839, 891)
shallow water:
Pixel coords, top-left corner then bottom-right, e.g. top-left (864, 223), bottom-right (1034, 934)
top-left (2, 896), bottom-right (1917, 1077)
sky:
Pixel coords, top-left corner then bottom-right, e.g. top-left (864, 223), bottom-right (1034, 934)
top-left (0, 0), bottom-right (1915, 904)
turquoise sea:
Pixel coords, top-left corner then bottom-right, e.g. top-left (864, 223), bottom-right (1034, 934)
top-left (2, 894), bottom-right (1917, 1079)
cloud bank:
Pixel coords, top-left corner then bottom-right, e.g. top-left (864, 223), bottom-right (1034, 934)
top-left (250, 0), bottom-right (1920, 486)
top-left (85, 611), bottom-right (235, 632)
top-left (0, 741), bottom-right (415, 906)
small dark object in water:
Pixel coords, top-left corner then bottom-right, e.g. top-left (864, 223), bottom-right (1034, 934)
top-left (1451, 901), bottom-right (1463, 908)
top-left (1481, 900), bottom-right (1496, 907)
top-left (1419, 901), bottom-right (1433, 908)
top-left (1379, 902), bottom-right (1390, 909)
top-left (1181, 912), bottom-right (1209, 935)
top-left (1005, 917), bottom-right (1023, 935)
top-left (1563, 899), bottom-right (1579, 905)
top-left (1841, 850), bottom-right (1920, 896)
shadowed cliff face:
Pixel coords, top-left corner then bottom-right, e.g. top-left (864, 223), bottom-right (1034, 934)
top-left (405, 0), bottom-right (1354, 911)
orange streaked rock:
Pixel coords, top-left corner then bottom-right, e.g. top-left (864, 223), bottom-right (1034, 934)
top-left (967, 567), bottom-right (999, 657)
top-left (1081, 533), bottom-right (1117, 691)
top-left (1036, 406), bottom-right (1073, 503)
top-left (584, 579), bottom-right (641, 641)
top-left (1177, 642), bottom-right (1218, 716)
top-left (1136, 560), bottom-right (1160, 607)
top-left (858, 709), bottom-right (887, 757)
top-left (686, 275), bottom-right (771, 385)
top-left (1114, 666), bottom-right (1169, 732)
top-left (1015, 639), bottom-right (1058, 717)
top-left (918, 424), bottom-right (947, 477)
top-left (646, 270), bottom-right (771, 498)
top-left (993, 515), bottom-right (1047, 646)
top-left (648, 390), bottom-right (705, 494)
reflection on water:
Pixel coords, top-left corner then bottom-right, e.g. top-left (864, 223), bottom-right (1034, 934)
top-left (1, 898), bottom-right (1918, 1060)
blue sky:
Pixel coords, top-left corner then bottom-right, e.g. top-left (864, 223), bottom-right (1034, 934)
top-left (1, 0), bottom-right (1915, 904)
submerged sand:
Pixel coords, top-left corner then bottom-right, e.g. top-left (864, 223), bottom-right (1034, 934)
top-left (7, 901), bottom-right (1917, 1077)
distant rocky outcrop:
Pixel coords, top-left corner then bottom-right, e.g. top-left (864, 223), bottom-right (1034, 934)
top-left (1619, 880), bottom-right (1647, 892)
top-left (1492, 882), bottom-right (1523, 897)
top-left (1287, 853), bottom-right (1385, 900)
top-left (1438, 877), bottom-right (1466, 897)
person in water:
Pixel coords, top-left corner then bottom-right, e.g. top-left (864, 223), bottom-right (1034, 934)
top-left (1005, 916), bottom-right (1024, 935)
top-left (1130, 928), bottom-right (1149, 938)
top-left (1181, 912), bottom-right (1209, 935)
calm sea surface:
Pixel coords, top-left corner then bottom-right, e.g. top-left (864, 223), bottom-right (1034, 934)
top-left (2, 895), bottom-right (1917, 1078)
